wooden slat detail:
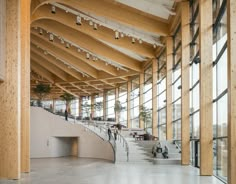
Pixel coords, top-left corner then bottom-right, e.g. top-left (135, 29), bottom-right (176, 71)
top-left (127, 80), bottom-right (131, 128)
top-left (199, 0), bottom-right (213, 176)
top-left (227, 0), bottom-right (236, 183)
top-left (181, 1), bottom-right (190, 166)
top-left (0, 0), bottom-right (21, 179)
top-left (152, 58), bottom-right (158, 136)
top-left (166, 37), bottom-right (173, 140)
top-left (139, 72), bottom-right (144, 129)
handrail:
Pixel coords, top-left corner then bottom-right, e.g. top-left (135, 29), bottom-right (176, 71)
top-left (117, 133), bottom-right (129, 162)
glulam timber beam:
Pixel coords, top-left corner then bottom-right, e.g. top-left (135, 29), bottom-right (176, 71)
top-left (31, 30), bottom-right (119, 76)
top-left (31, 46), bottom-right (83, 81)
top-left (31, 20), bottom-right (142, 72)
top-left (31, 0), bottom-right (169, 36)
top-left (31, 53), bottom-right (70, 82)
top-left (31, 4), bottom-right (155, 58)
top-left (181, 1), bottom-right (190, 166)
top-left (199, 0), bottom-right (213, 176)
top-left (227, 0), bottom-right (236, 183)
top-left (31, 34), bottom-right (98, 78)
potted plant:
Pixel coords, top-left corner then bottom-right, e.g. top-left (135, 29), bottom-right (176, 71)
top-left (139, 105), bottom-right (152, 140)
top-left (94, 101), bottom-right (103, 121)
top-left (60, 92), bottom-right (76, 114)
top-left (33, 83), bottom-right (51, 107)
top-left (81, 101), bottom-right (91, 120)
top-left (114, 100), bottom-right (125, 130)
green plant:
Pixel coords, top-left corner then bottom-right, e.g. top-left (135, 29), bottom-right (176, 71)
top-left (94, 102), bottom-right (103, 120)
top-left (139, 105), bottom-right (152, 132)
top-left (33, 84), bottom-right (51, 107)
top-left (81, 101), bottom-right (91, 119)
top-left (60, 92), bottom-right (76, 113)
top-left (114, 100), bottom-right (125, 124)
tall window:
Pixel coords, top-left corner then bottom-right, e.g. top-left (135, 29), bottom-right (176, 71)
top-left (143, 66), bottom-right (152, 133)
top-left (119, 83), bottom-right (127, 126)
top-left (157, 50), bottom-right (167, 140)
top-left (130, 76), bottom-right (140, 128)
top-left (106, 89), bottom-right (115, 121)
top-left (172, 24), bottom-right (182, 140)
top-left (212, 0), bottom-right (227, 181)
top-left (189, 0), bottom-right (200, 167)
top-left (94, 94), bottom-right (103, 120)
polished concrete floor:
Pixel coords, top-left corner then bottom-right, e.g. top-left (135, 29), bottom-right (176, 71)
top-left (0, 157), bottom-right (223, 184)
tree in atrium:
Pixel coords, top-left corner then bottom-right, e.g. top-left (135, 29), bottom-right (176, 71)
top-left (60, 92), bottom-right (76, 114)
top-left (33, 83), bottom-right (51, 107)
top-left (94, 102), bottom-right (103, 120)
top-left (114, 100), bottom-right (125, 130)
top-left (139, 105), bottom-right (152, 138)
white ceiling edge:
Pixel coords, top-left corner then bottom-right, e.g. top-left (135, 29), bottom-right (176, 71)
top-left (98, 39), bottom-right (147, 62)
top-left (115, 0), bottom-right (175, 19)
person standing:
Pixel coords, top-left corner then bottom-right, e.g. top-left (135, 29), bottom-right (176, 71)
top-left (108, 127), bottom-right (112, 141)
top-left (65, 109), bottom-right (68, 121)
top-left (114, 127), bottom-right (118, 141)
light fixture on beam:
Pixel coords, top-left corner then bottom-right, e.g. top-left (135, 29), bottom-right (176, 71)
top-left (115, 31), bottom-right (119, 39)
top-left (153, 44), bottom-right (157, 49)
top-left (139, 39), bottom-right (143, 44)
top-left (39, 29), bottom-right (43, 35)
top-left (86, 53), bottom-right (90, 59)
top-left (120, 33), bottom-right (124, 38)
top-left (89, 20), bottom-right (93, 26)
top-left (132, 37), bottom-right (135, 44)
top-left (51, 5), bottom-right (56, 14)
top-left (77, 48), bottom-right (81, 52)
top-left (93, 23), bottom-right (98, 30)
top-left (60, 39), bottom-right (64, 44)
top-left (66, 43), bottom-right (70, 48)
top-left (49, 34), bottom-right (54, 42)
top-left (76, 15), bottom-right (82, 25)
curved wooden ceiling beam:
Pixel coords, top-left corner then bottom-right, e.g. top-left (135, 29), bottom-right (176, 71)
top-left (31, 4), bottom-right (155, 58)
top-left (31, 30), bottom-right (119, 76)
top-left (32, 20), bottom-right (142, 72)
top-left (31, 0), bottom-right (169, 36)
top-left (31, 34), bottom-right (99, 79)
top-left (31, 52), bottom-right (75, 82)
top-left (31, 45), bottom-right (83, 81)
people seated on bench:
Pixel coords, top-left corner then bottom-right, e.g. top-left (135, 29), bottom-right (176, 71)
top-left (162, 146), bottom-right (169, 159)
top-left (152, 142), bottom-right (162, 157)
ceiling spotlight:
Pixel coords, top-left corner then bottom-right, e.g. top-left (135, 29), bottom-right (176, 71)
top-left (105, 62), bottom-right (108, 66)
top-left (117, 67), bottom-right (120, 71)
top-left (139, 39), bottom-right (143, 44)
top-left (89, 20), bottom-right (93, 26)
top-left (120, 33), bottom-right (124, 38)
top-left (153, 44), bottom-right (157, 49)
top-left (44, 51), bottom-right (48, 55)
top-left (77, 48), bottom-right (81, 52)
top-left (115, 31), bottom-right (119, 39)
top-left (86, 53), bottom-right (90, 59)
top-left (93, 23), bottom-right (98, 30)
top-left (39, 29), bottom-right (43, 35)
top-left (76, 15), bottom-right (82, 25)
top-left (49, 34), bottom-right (54, 42)
top-left (51, 5), bottom-right (56, 14)
top-left (66, 43), bottom-right (70, 48)
top-left (132, 37), bottom-right (135, 44)
top-left (65, 9), bottom-right (69, 13)
top-left (92, 56), bottom-right (96, 61)
top-left (61, 39), bottom-right (64, 44)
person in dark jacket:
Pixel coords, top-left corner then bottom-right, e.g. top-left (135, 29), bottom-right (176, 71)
top-left (108, 127), bottom-right (112, 141)
top-left (65, 109), bottom-right (68, 121)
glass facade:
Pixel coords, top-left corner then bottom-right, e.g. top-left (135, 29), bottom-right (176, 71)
top-left (157, 50), bottom-right (167, 140)
top-left (212, 0), bottom-right (227, 181)
top-left (130, 76), bottom-right (140, 128)
top-left (106, 89), bottom-right (115, 121)
top-left (172, 25), bottom-right (182, 140)
top-left (119, 83), bottom-right (127, 126)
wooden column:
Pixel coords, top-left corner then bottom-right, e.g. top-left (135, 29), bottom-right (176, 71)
top-left (139, 73), bottom-right (144, 129)
top-left (115, 87), bottom-right (119, 124)
top-left (0, 0), bottom-right (21, 179)
top-left (199, 0), bottom-right (213, 176)
top-left (21, 0), bottom-right (30, 173)
top-left (127, 80), bottom-right (131, 128)
top-left (103, 91), bottom-right (107, 121)
top-left (181, 1), bottom-right (190, 165)
top-left (90, 95), bottom-right (95, 120)
top-left (152, 59), bottom-right (158, 136)
top-left (166, 37), bottom-right (173, 140)
top-left (0, 0), bottom-right (6, 81)
top-left (79, 96), bottom-right (83, 118)
top-left (227, 0), bottom-right (236, 183)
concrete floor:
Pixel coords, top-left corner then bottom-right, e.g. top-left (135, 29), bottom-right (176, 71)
top-left (0, 157), bottom-right (224, 184)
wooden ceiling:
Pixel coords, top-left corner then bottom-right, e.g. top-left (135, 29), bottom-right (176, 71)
top-left (30, 0), bottom-right (176, 99)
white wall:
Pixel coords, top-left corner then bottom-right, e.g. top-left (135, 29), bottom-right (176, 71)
top-left (30, 107), bottom-right (114, 162)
